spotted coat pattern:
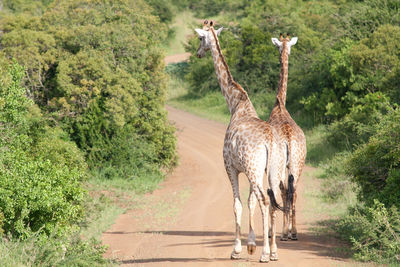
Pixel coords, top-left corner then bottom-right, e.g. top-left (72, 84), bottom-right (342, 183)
top-left (269, 35), bottom-right (307, 241)
top-left (196, 22), bottom-right (286, 262)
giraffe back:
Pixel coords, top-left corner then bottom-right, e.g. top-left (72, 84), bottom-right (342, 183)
top-left (269, 105), bottom-right (306, 178)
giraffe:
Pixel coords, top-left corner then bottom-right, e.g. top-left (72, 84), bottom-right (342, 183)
top-left (269, 33), bottom-right (307, 241)
top-left (195, 20), bottom-right (286, 262)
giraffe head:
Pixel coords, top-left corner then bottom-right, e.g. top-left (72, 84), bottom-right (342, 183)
top-left (195, 20), bottom-right (223, 58)
top-left (271, 33), bottom-right (298, 56)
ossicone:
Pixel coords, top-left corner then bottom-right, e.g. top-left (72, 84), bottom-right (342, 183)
top-left (203, 19), bottom-right (209, 30)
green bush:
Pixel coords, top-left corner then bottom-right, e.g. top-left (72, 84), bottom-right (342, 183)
top-left (0, 152), bottom-right (86, 238)
top-left (337, 201), bottom-right (400, 264)
top-left (0, 0), bottom-right (177, 175)
top-left (0, 232), bottom-right (112, 267)
top-left (327, 92), bottom-right (392, 150)
top-left (319, 151), bottom-right (354, 202)
top-left (339, 0), bottom-right (400, 40)
top-left (301, 25), bottom-right (400, 122)
top-left (0, 62), bottom-right (87, 238)
top-left (346, 107), bottom-right (400, 209)
top-left (91, 125), bottom-right (167, 193)
top-left (1, 0), bottom-right (51, 14)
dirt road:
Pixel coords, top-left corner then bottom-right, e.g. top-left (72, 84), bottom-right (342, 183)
top-left (164, 53), bottom-right (191, 64)
top-left (101, 106), bottom-right (360, 266)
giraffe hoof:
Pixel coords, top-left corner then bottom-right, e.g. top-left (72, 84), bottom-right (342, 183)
top-left (259, 254), bottom-right (270, 263)
top-left (247, 243), bottom-right (256, 255)
top-left (280, 234), bottom-right (288, 241)
top-left (270, 252), bottom-right (278, 261)
top-left (290, 233), bottom-right (298, 240)
top-left (230, 252), bottom-right (241, 260)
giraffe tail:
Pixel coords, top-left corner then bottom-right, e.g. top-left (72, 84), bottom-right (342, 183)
top-left (267, 188), bottom-right (284, 211)
top-left (287, 174), bottom-right (295, 210)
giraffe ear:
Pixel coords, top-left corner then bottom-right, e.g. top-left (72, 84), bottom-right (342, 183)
top-left (271, 38), bottom-right (282, 47)
top-left (195, 29), bottom-right (207, 37)
top-left (289, 37), bottom-right (298, 46)
top-left (215, 27), bottom-right (224, 36)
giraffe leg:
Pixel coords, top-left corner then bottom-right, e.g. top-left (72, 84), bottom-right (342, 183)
top-left (280, 189), bottom-right (289, 241)
top-left (288, 167), bottom-right (300, 240)
top-left (268, 181), bottom-right (281, 261)
top-left (247, 189), bottom-right (257, 255)
top-left (290, 191), bottom-right (298, 240)
top-left (252, 182), bottom-right (270, 263)
top-left (270, 207), bottom-right (278, 261)
top-left (227, 168), bottom-right (242, 259)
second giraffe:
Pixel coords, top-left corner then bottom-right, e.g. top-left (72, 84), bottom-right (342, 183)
top-left (270, 33), bottom-right (307, 241)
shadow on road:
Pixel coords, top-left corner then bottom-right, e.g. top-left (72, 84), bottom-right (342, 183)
top-left (122, 257), bottom-right (234, 264)
top-left (104, 229), bottom-right (351, 264)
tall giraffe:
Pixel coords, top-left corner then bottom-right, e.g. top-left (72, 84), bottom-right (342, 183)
top-left (195, 20), bottom-right (286, 262)
top-left (269, 33), bottom-right (307, 241)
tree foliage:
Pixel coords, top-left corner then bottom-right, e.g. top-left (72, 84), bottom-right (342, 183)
top-left (346, 107), bottom-right (400, 209)
top-left (337, 201), bottom-right (400, 264)
top-left (0, 0), bottom-right (177, 173)
top-left (0, 62), bottom-right (87, 238)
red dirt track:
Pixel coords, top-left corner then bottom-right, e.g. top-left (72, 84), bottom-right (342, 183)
top-left (101, 106), bottom-right (362, 267)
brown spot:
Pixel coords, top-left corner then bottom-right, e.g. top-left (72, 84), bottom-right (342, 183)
top-left (222, 72), bottom-right (227, 80)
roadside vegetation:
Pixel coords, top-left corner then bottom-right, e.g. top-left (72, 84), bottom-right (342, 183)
top-left (0, 0), bottom-right (181, 265)
top-left (166, 0), bottom-right (400, 265)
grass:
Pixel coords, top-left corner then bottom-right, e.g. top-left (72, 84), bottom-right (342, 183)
top-left (305, 124), bottom-right (341, 166)
top-left (166, 62), bottom-right (278, 124)
top-left (166, 62), bottom-right (231, 123)
top-left (164, 10), bottom-right (197, 56)
top-left (0, 231), bottom-right (115, 267)
top-left (134, 187), bottom-right (192, 230)
top-left (169, 90), bottom-right (231, 124)
top-left (302, 168), bottom-right (356, 224)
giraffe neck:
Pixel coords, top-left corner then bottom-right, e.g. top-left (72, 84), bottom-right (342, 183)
top-left (209, 28), bottom-right (253, 116)
top-left (275, 47), bottom-right (289, 107)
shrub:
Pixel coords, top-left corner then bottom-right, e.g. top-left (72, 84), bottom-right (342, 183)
top-left (0, 151), bottom-right (86, 238)
top-left (0, 232), bottom-right (112, 267)
top-left (301, 25), bottom-right (400, 122)
top-left (346, 107), bottom-right (400, 209)
top-left (91, 125), bottom-right (167, 193)
top-left (327, 92), bottom-right (392, 150)
top-left (0, 62), bottom-right (87, 238)
top-left (337, 201), bottom-right (400, 264)
top-left (319, 151), bottom-right (355, 202)
top-left (0, 0), bottom-right (177, 175)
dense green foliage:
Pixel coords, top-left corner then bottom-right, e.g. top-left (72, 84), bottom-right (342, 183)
top-left (346, 108), bottom-right (400, 209)
top-left (184, 0), bottom-right (400, 122)
top-left (327, 92), bottom-right (392, 149)
top-left (0, 0), bottom-right (179, 265)
top-left (0, 233), bottom-right (112, 266)
top-left (337, 201), bottom-right (400, 263)
top-left (0, 0), bottom-right (177, 176)
top-left (0, 62), bottom-right (87, 239)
